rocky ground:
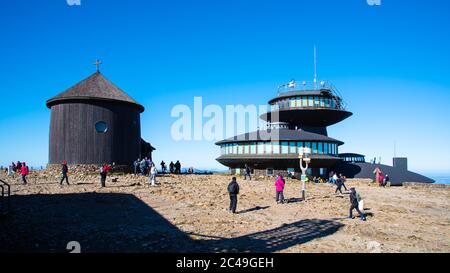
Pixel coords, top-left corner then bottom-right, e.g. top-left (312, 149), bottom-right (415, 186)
top-left (0, 171), bottom-right (449, 253)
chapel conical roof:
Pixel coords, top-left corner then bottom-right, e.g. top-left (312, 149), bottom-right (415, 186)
top-left (46, 71), bottom-right (144, 112)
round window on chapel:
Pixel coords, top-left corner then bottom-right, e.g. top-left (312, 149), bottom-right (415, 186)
top-left (95, 121), bottom-right (108, 133)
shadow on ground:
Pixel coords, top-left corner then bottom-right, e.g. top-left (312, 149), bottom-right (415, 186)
top-left (0, 193), bottom-right (344, 253)
top-left (237, 206), bottom-right (270, 214)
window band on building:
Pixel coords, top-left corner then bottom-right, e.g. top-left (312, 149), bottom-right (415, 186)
top-left (221, 141), bottom-right (339, 156)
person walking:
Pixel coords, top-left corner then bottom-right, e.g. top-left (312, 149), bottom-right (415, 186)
top-left (349, 188), bottom-right (366, 221)
top-left (100, 164), bottom-right (112, 187)
top-left (149, 163), bottom-right (157, 186)
top-left (60, 160), bottom-right (70, 185)
top-left (244, 164), bottom-right (252, 180)
top-left (275, 175), bottom-right (285, 204)
top-left (227, 177), bottom-right (240, 213)
top-left (339, 174), bottom-right (348, 191)
top-left (335, 178), bottom-right (344, 195)
top-left (20, 162), bottom-right (29, 185)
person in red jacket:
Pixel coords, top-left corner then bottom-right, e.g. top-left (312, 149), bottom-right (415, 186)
top-left (100, 164), bottom-right (112, 187)
top-left (378, 174), bottom-right (385, 187)
top-left (20, 162), bottom-right (29, 185)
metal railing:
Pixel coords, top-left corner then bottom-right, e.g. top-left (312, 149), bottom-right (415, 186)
top-left (275, 80), bottom-right (349, 110)
top-left (0, 179), bottom-right (11, 216)
top-left (277, 80), bottom-right (334, 93)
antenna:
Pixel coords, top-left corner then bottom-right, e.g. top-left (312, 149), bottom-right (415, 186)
top-left (314, 45), bottom-right (317, 90)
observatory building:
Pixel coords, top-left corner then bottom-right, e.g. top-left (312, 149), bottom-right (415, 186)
top-left (46, 68), bottom-right (154, 169)
top-left (216, 80), bottom-right (351, 178)
top-left (215, 80), bottom-right (434, 185)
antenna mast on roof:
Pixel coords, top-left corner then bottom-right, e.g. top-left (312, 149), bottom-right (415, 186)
top-left (314, 45), bottom-right (317, 90)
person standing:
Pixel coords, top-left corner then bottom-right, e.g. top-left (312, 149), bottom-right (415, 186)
top-left (149, 163), bottom-right (157, 186)
top-left (140, 158), bottom-right (147, 175)
top-left (383, 174), bottom-right (390, 187)
top-left (275, 175), bottom-right (285, 204)
top-left (133, 159), bottom-right (140, 175)
top-left (332, 172), bottom-right (338, 184)
top-left (146, 158), bottom-right (153, 171)
top-left (349, 188), bottom-right (366, 221)
top-left (175, 160), bottom-right (181, 174)
top-left (227, 177), bottom-right (240, 213)
top-left (373, 167), bottom-right (382, 184)
top-left (160, 161), bottom-right (166, 174)
top-left (328, 171), bottom-right (334, 183)
top-left (169, 161), bottom-right (175, 174)
top-left (16, 161), bottom-right (22, 174)
top-left (100, 164), bottom-right (111, 187)
top-left (244, 164), bottom-right (252, 180)
top-left (7, 163), bottom-right (13, 177)
top-left (20, 162), bottom-right (29, 185)
top-left (378, 173), bottom-right (385, 187)
top-left (60, 160), bottom-right (70, 185)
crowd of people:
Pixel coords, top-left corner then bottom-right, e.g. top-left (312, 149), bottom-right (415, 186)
top-left (328, 172), bottom-right (349, 195)
top-left (4, 161), bottom-right (30, 185)
top-left (133, 158), bottom-right (155, 176)
top-left (3, 157), bottom-right (188, 189)
top-left (227, 167), bottom-right (368, 221)
top-left (227, 173), bottom-right (366, 220)
top-left (3, 158), bottom-right (369, 221)
top-left (168, 160), bottom-right (182, 174)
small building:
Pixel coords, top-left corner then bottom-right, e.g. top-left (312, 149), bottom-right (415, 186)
top-left (46, 70), bottom-right (154, 169)
top-left (335, 156), bottom-right (434, 185)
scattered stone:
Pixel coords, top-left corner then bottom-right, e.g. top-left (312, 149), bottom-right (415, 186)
top-left (367, 241), bottom-right (382, 253)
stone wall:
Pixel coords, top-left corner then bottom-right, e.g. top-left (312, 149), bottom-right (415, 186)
top-left (47, 164), bottom-right (132, 174)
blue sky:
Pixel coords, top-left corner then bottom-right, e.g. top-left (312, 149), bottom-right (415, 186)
top-left (0, 0), bottom-right (449, 175)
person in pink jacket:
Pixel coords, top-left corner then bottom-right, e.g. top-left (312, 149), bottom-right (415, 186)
top-left (275, 175), bottom-right (285, 204)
